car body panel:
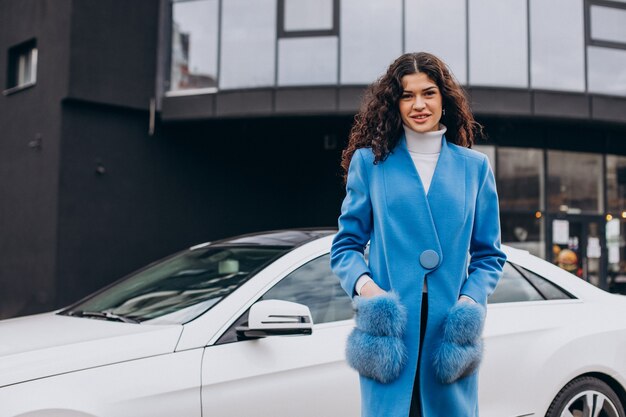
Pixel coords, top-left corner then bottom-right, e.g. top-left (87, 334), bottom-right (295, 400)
top-left (2, 232), bottom-right (626, 417)
top-left (0, 313), bottom-right (181, 388)
top-left (0, 348), bottom-right (203, 417)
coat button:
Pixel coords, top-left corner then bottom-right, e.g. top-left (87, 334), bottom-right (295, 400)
top-left (420, 250), bottom-right (440, 269)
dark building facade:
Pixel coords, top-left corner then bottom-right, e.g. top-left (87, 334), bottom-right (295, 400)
top-left (2, 0), bottom-right (626, 319)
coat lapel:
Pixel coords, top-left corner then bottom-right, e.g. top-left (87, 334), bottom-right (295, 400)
top-left (383, 133), bottom-right (442, 257)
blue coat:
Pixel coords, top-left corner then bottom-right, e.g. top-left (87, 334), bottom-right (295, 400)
top-left (330, 134), bottom-right (506, 417)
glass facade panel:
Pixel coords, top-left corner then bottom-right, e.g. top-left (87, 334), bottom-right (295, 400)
top-left (219, 0), bottom-right (276, 89)
top-left (340, 0), bottom-right (402, 85)
top-left (547, 150), bottom-right (603, 214)
top-left (588, 46), bottom-right (626, 96)
top-left (497, 147), bottom-right (543, 211)
top-left (590, 5), bottom-right (626, 44)
top-left (469, 0), bottom-right (528, 87)
top-left (170, 0), bottom-right (218, 91)
top-left (607, 218), bottom-right (626, 294)
top-left (472, 145), bottom-right (495, 175)
top-left (278, 37), bottom-right (338, 86)
top-left (405, 0), bottom-right (467, 84)
top-left (284, 0), bottom-right (333, 31)
top-left (529, 0), bottom-right (585, 92)
top-left (606, 154), bottom-right (626, 214)
top-left (501, 212), bottom-right (545, 258)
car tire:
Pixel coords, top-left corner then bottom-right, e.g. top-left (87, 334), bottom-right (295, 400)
top-left (545, 376), bottom-right (625, 417)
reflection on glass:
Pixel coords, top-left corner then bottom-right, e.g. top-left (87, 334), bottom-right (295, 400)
top-left (488, 263), bottom-right (544, 304)
top-left (607, 218), bottom-right (626, 294)
top-left (530, 0), bottom-right (584, 92)
top-left (501, 212), bottom-right (544, 258)
top-left (284, 0), bottom-right (333, 31)
top-left (497, 147), bottom-right (543, 211)
top-left (469, 0), bottom-right (528, 87)
top-left (590, 6), bottom-right (626, 44)
top-left (219, 0), bottom-right (276, 89)
top-left (278, 36), bottom-right (338, 86)
top-left (547, 150), bottom-right (603, 214)
top-left (170, 0), bottom-right (219, 91)
top-left (340, 0), bottom-right (402, 85)
top-left (60, 245), bottom-right (291, 324)
top-left (606, 155), bottom-right (626, 214)
top-left (405, 0), bottom-right (467, 84)
top-left (261, 254), bottom-right (353, 324)
top-left (588, 46), bottom-right (626, 96)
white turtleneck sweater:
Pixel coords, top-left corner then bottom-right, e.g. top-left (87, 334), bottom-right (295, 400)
top-left (354, 124), bottom-right (446, 296)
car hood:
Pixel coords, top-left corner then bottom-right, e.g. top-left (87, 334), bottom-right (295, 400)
top-left (0, 312), bottom-right (182, 388)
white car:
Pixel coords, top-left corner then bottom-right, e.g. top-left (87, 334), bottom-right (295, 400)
top-left (1, 229), bottom-right (626, 417)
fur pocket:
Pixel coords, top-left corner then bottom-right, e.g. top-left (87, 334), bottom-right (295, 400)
top-left (433, 301), bottom-right (486, 384)
top-left (345, 292), bottom-right (408, 383)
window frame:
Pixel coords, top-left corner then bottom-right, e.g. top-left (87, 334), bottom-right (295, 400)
top-left (277, 0), bottom-right (339, 38)
top-left (4, 38), bottom-right (37, 96)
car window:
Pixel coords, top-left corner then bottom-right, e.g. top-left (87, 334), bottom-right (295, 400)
top-left (518, 266), bottom-right (574, 300)
top-left (488, 262), bottom-right (545, 304)
top-left (260, 254), bottom-right (354, 325)
top-left (59, 245), bottom-right (292, 324)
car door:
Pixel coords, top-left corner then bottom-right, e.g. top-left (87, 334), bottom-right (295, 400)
top-left (480, 261), bottom-right (583, 417)
top-left (200, 253), bottom-right (360, 417)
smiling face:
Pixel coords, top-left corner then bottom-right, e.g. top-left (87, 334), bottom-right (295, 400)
top-left (399, 72), bottom-right (443, 133)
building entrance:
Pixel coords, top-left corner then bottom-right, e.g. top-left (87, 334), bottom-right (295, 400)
top-left (545, 215), bottom-right (606, 290)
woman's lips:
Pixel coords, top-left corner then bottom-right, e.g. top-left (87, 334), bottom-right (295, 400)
top-left (410, 114), bottom-right (430, 123)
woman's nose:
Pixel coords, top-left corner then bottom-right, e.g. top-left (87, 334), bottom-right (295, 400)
top-left (412, 97), bottom-right (425, 110)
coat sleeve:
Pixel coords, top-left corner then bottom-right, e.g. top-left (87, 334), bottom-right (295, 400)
top-left (330, 149), bottom-right (373, 299)
top-left (460, 156), bottom-right (507, 306)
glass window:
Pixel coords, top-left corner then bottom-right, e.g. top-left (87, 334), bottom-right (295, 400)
top-left (5, 39), bottom-right (37, 92)
top-left (340, 0), bottom-right (402, 85)
top-left (58, 245), bottom-right (292, 324)
top-left (519, 266), bottom-right (573, 300)
top-left (590, 5), bottom-right (626, 45)
top-left (488, 262), bottom-right (544, 304)
top-left (469, 0), bottom-right (528, 88)
top-left (405, 0), bottom-right (467, 84)
top-left (587, 46), bottom-right (626, 97)
top-left (219, 0), bottom-right (276, 89)
top-left (547, 150), bottom-right (603, 214)
top-left (170, 0), bottom-right (219, 92)
top-left (501, 212), bottom-right (545, 258)
top-left (278, 36), bottom-right (338, 86)
top-left (529, 0), bottom-right (585, 92)
top-left (260, 254), bottom-right (354, 325)
top-left (284, 0), bottom-right (334, 31)
top-left (607, 218), bottom-right (626, 294)
top-left (472, 145), bottom-right (496, 174)
top-left (497, 147), bottom-right (544, 211)
top-left (606, 155), bottom-right (626, 214)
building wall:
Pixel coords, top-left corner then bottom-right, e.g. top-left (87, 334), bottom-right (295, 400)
top-left (55, 107), bottom-right (348, 305)
top-left (0, 0), bottom-right (72, 317)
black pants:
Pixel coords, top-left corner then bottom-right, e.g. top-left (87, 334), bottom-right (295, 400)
top-left (409, 291), bottom-right (428, 417)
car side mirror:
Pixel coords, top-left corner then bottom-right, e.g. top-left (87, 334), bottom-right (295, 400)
top-left (235, 299), bottom-right (313, 340)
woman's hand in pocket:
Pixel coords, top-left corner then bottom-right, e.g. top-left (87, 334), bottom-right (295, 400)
top-left (360, 280), bottom-right (387, 298)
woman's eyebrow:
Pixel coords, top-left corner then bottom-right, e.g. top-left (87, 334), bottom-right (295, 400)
top-left (422, 86), bottom-right (437, 92)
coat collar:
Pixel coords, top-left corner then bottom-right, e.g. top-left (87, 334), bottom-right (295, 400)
top-left (395, 131), bottom-right (452, 203)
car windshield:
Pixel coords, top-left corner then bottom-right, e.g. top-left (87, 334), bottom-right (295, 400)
top-left (59, 244), bottom-right (291, 325)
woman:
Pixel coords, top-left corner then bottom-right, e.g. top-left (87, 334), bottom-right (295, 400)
top-left (330, 52), bottom-right (506, 417)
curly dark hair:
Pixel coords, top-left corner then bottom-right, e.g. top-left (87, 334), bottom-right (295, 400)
top-left (341, 52), bottom-right (482, 182)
